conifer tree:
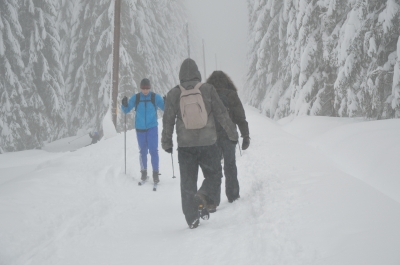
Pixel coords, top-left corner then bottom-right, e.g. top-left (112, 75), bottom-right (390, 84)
top-left (391, 36), bottom-right (400, 117)
top-left (63, 0), bottom-right (188, 133)
top-left (0, 0), bottom-right (190, 151)
top-left (245, 0), bottom-right (400, 120)
top-left (65, 0), bottom-right (113, 134)
top-left (19, 0), bottom-right (66, 145)
top-left (0, 0), bottom-right (30, 151)
top-left (116, 0), bottom-right (187, 131)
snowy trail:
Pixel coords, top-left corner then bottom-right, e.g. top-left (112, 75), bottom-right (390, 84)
top-left (1, 107), bottom-right (400, 264)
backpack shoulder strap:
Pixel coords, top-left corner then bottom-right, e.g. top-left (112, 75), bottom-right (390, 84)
top-left (179, 82), bottom-right (203, 94)
top-left (151, 92), bottom-right (156, 110)
top-left (194, 82), bottom-right (203, 91)
top-left (135, 92), bottom-right (157, 112)
top-left (135, 93), bottom-right (140, 112)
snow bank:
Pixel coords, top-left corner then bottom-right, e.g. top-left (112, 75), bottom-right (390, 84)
top-left (281, 116), bottom-right (400, 203)
top-left (102, 108), bottom-right (117, 139)
top-left (43, 135), bottom-right (91, 153)
top-left (311, 119), bottom-right (400, 203)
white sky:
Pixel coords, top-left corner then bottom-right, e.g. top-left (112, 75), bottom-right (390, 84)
top-left (184, 0), bottom-right (249, 90)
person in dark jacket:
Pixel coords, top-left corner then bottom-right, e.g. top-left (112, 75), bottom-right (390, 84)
top-left (207, 71), bottom-right (250, 205)
top-left (121, 78), bottom-right (164, 183)
top-left (162, 59), bottom-right (238, 229)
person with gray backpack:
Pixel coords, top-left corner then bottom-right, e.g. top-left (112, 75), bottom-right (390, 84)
top-left (161, 58), bottom-right (238, 229)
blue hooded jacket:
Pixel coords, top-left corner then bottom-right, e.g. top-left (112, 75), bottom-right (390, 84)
top-left (121, 92), bottom-right (164, 130)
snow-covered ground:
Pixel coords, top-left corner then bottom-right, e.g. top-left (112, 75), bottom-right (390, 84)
top-left (1, 106), bottom-right (400, 265)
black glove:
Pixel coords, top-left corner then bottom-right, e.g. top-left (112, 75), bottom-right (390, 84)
top-left (242, 136), bottom-right (250, 150)
top-left (165, 148), bottom-right (173, 154)
top-left (122, 96), bottom-right (128, 108)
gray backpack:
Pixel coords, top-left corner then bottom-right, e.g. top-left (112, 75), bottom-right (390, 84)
top-left (179, 82), bottom-right (208, 129)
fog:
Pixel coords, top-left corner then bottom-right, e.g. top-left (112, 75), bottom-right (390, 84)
top-left (184, 0), bottom-right (249, 90)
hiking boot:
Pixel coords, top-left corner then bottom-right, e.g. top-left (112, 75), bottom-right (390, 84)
top-left (228, 195), bottom-right (240, 203)
top-left (194, 193), bottom-right (208, 209)
top-left (206, 203), bottom-right (217, 213)
top-left (153, 171), bottom-right (160, 184)
top-left (194, 192), bottom-right (210, 220)
top-left (140, 170), bottom-right (147, 181)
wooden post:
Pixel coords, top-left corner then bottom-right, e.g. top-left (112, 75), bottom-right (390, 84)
top-left (186, 23), bottom-right (190, 58)
top-left (111, 0), bottom-right (121, 129)
top-left (202, 39), bottom-right (206, 80)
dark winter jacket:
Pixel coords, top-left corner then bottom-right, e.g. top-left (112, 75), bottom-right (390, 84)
top-left (161, 59), bottom-right (238, 149)
top-left (206, 71), bottom-right (249, 139)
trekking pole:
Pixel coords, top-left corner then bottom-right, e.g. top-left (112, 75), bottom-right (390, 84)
top-left (68, 133), bottom-right (88, 144)
top-left (171, 153), bottom-right (176, 178)
top-left (237, 141), bottom-right (242, 157)
top-left (124, 113), bottom-right (127, 175)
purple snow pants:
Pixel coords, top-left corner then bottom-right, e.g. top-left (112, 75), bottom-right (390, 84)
top-left (136, 126), bottom-right (159, 171)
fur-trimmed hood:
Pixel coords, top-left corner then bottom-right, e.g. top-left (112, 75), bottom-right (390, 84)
top-left (206, 71), bottom-right (237, 92)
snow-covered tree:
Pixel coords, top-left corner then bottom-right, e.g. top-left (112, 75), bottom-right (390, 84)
top-left (56, 0), bottom-right (74, 87)
top-left (0, 0), bottom-right (31, 152)
top-left (116, 0), bottom-right (187, 132)
top-left (312, 0), bottom-right (348, 117)
top-left (245, 0), bottom-right (400, 120)
top-left (255, 0), bottom-right (287, 118)
top-left (0, 0), bottom-right (188, 152)
top-left (62, 0), bottom-right (187, 134)
top-left (373, 0), bottom-right (400, 118)
top-left (62, 0), bottom-right (113, 134)
top-left (245, 0), bottom-right (270, 108)
top-left (19, 0), bottom-right (66, 146)
top-left (291, 0), bottom-right (324, 116)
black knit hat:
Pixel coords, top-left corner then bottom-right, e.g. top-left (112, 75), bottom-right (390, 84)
top-left (140, 78), bottom-right (151, 88)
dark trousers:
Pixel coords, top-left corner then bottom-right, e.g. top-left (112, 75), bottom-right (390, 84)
top-left (217, 137), bottom-right (239, 203)
top-left (178, 144), bottom-right (222, 225)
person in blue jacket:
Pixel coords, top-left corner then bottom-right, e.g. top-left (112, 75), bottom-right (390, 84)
top-left (121, 78), bottom-right (165, 183)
